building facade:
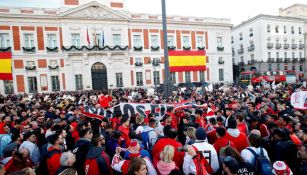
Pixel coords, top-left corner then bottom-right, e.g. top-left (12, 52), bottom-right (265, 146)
top-left (0, 0), bottom-right (233, 94)
top-left (231, 14), bottom-right (305, 81)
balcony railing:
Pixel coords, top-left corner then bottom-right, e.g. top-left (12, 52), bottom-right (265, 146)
top-left (275, 44), bottom-right (282, 49)
top-left (283, 44), bottom-right (290, 49)
top-left (248, 45), bottom-right (255, 51)
top-left (62, 45), bottom-right (129, 52)
top-left (292, 58), bottom-right (298, 63)
top-left (268, 58), bottom-right (275, 63)
top-left (238, 61), bottom-right (245, 66)
top-left (22, 47), bottom-right (36, 53)
top-left (135, 62), bottom-right (143, 66)
top-left (217, 46), bottom-right (224, 51)
top-left (291, 44), bottom-right (297, 49)
top-left (238, 48), bottom-right (244, 54)
top-left (299, 44), bottom-right (304, 49)
top-left (248, 60), bottom-right (256, 65)
top-left (46, 47), bottom-right (58, 52)
top-left (218, 60), bottom-right (224, 64)
top-left (48, 65), bottom-right (59, 70)
top-left (276, 58), bottom-right (283, 63)
top-left (152, 60), bottom-right (160, 66)
top-left (300, 57), bottom-right (305, 62)
top-left (25, 65), bottom-right (36, 70)
top-left (151, 46), bottom-right (160, 51)
top-left (267, 43), bottom-right (273, 49)
top-left (284, 58), bottom-right (291, 63)
top-left (0, 47), bottom-right (11, 52)
top-left (133, 46), bottom-right (143, 51)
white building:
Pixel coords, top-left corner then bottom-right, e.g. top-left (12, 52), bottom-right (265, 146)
top-left (232, 14), bottom-right (305, 81)
top-left (0, 0), bottom-right (233, 94)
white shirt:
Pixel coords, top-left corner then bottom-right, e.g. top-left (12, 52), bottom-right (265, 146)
top-left (241, 147), bottom-right (270, 165)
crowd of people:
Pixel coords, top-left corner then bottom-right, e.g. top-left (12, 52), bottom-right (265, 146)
top-left (0, 83), bottom-right (306, 175)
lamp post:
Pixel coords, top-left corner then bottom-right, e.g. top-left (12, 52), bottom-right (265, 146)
top-left (161, 0), bottom-right (173, 100)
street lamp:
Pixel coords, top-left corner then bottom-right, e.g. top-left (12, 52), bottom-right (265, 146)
top-left (161, 0), bottom-right (173, 100)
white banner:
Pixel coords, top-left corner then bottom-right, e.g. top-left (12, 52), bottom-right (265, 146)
top-left (291, 91), bottom-right (307, 109)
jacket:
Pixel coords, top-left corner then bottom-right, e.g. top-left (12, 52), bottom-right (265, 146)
top-left (225, 128), bottom-right (249, 152)
top-left (46, 146), bottom-right (62, 175)
top-left (183, 141), bottom-right (219, 175)
top-left (74, 138), bottom-right (92, 175)
top-left (19, 140), bottom-right (40, 165)
top-left (213, 137), bottom-right (236, 154)
top-left (85, 146), bottom-right (113, 175)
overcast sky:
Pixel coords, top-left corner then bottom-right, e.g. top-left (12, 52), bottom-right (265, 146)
top-left (0, 0), bottom-right (306, 25)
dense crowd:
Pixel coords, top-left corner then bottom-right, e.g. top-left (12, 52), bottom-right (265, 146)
top-left (0, 83), bottom-right (306, 175)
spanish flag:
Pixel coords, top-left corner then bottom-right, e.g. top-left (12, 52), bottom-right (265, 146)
top-left (169, 50), bottom-right (206, 72)
top-left (0, 52), bottom-right (12, 80)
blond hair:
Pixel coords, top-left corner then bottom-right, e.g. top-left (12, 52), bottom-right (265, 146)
top-left (160, 145), bottom-right (175, 163)
top-left (186, 127), bottom-right (196, 139)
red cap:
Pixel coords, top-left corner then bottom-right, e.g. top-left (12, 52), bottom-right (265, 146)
top-left (129, 140), bottom-right (138, 148)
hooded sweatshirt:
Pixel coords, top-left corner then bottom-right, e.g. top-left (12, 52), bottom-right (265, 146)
top-left (157, 161), bottom-right (176, 175)
top-left (225, 128), bottom-right (249, 152)
top-left (85, 146), bottom-right (113, 175)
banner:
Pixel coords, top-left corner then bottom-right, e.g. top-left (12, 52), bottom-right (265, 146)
top-left (291, 91), bottom-right (307, 110)
top-left (169, 50), bottom-right (206, 72)
top-left (0, 52), bottom-right (12, 80)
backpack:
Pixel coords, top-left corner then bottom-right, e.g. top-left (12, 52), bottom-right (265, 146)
top-left (192, 145), bottom-right (213, 175)
top-left (141, 129), bottom-right (154, 150)
top-left (36, 148), bottom-right (61, 175)
top-left (247, 148), bottom-right (273, 175)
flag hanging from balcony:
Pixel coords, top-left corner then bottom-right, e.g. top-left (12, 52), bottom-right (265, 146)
top-left (168, 50), bottom-right (206, 72)
top-left (0, 52), bottom-right (12, 80)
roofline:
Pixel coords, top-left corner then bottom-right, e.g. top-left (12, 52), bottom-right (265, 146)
top-left (281, 3), bottom-right (307, 12)
top-left (232, 14), bottom-right (305, 31)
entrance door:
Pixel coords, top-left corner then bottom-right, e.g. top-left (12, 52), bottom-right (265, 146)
top-left (91, 62), bottom-right (108, 90)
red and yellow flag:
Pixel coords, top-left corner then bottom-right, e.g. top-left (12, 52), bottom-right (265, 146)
top-left (0, 52), bottom-right (12, 80)
top-left (169, 50), bottom-right (206, 72)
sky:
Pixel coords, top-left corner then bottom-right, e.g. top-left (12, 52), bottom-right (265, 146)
top-left (0, 0), bottom-right (306, 25)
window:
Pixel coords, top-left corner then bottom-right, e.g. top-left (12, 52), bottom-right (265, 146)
top-left (267, 25), bottom-right (271, 33)
top-left (275, 26), bottom-right (279, 33)
top-left (218, 69), bottom-right (224, 81)
top-left (291, 26), bottom-right (294, 34)
top-left (277, 64), bottom-right (280, 70)
top-left (75, 74), bottom-right (83, 90)
top-left (27, 61), bottom-right (35, 67)
top-left (249, 28), bottom-right (253, 37)
top-left (71, 34), bottom-right (80, 46)
top-left (185, 71), bottom-right (191, 82)
top-left (251, 54), bottom-right (254, 61)
top-left (116, 73), bottom-right (123, 87)
top-left (153, 71), bottom-right (160, 85)
top-left (136, 72), bottom-right (143, 86)
top-left (292, 52), bottom-right (295, 58)
top-left (4, 80), bottom-right (13, 94)
top-left (217, 37), bottom-right (223, 47)
top-left (182, 36), bottom-right (190, 47)
top-left (167, 35), bottom-right (175, 47)
top-left (51, 76), bottom-right (60, 91)
top-left (268, 64), bottom-right (272, 71)
top-left (135, 58), bottom-right (142, 63)
top-left (150, 35), bottom-right (159, 47)
top-left (240, 56), bottom-right (244, 62)
top-left (28, 77), bottom-right (37, 93)
top-left (218, 57), bottom-right (223, 62)
top-left (300, 64), bottom-right (303, 71)
top-left (231, 36), bottom-right (234, 43)
top-left (170, 72), bottom-right (176, 84)
top-left (197, 36), bottom-right (204, 47)
top-left (292, 39), bottom-right (295, 44)
top-left (292, 64), bottom-right (295, 70)
top-left (284, 52), bottom-right (287, 58)
top-left (276, 52), bottom-right (279, 58)
top-left (0, 33), bottom-right (10, 48)
top-left (300, 52), bottom-right (302, 58)
top-left (92, 33), bottom-right (101, 46)
top-left (50, 60), bottom-right (58, 67)
top-left (284, 38), bottom-right (287, 44)
top-left (199, 71), bottom-right (205, 82)
top-left (268, 52), bottom-right (271, 58)
top-left (239, 33), bottom-right (243, 40)
top-left (113, 34), bottom-right (121, 46)
top-left (299, 27), bottom-right (302, 34)
top-left (47, 34), bottom-right (57, 48)
top-left (24, 33), bottom-right (35, 48)
top-left (133, 35), bottom-right (142, 47)
top-left (284, 26), bottom-right (287, 34)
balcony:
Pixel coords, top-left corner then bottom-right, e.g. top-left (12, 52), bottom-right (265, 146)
top-left (276, 58), bottom-right (283, 63)
top-left (133, 46), bottom-right (143, 51)
top-left (292, 58), bottom-right (298, 63)
top-left (267, 43), bottom-right (273, 49)
top-left (25, 65), bottom-right (36, 70)
top-left (238, 61), bottom-right (245, 66)
top-left (300, 57), bottom-right (305, 62)
top-left (46, 47), bottom-right (58, 53)
top-left (218, 60), bottom-right (224, 64)
top-left (275, 44), bottom-right (282, 49)
top-left (299, 44), bottom-right (304, 49)
top-left (248, 45), bottom-right (255, 51)
top-left (197, 46), bottom-right (205, 50)
top-left (135, 62), bottom-right (143, 66)
top-left (22, 47), bottom-right (36, 53)
top-left (151, 46), bottom-right (160, 51)
top-left (292, 44), bottom-right (297, 49)
top-left (48, 65), bottom-right (59, 70)
top-left (168, 46), bottom-right (176, 50)
top-left (62, 45), bottom-right (129, 52)
top-left (217, 46), bottom-right (224, 51)
top-left (283, 44), bottom-right (290, 49)
top-left (284, 58), bottom-right (291, 63)
top-left (268, 58), bottom-right (275, 63)
top-left (238, 48), bottom-right (244, 54)
top-left (0, 47), bottom-right (11, 52)
top-left (248, 60), bottom-right (256, 65)
top-left (183, 46), bottom-right (191, 50)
